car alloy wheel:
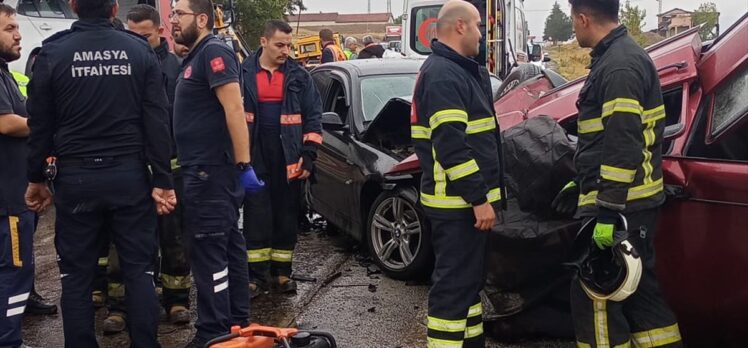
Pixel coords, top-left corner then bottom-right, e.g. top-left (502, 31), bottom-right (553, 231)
top-left (370, 195), bottom-right (422, 271)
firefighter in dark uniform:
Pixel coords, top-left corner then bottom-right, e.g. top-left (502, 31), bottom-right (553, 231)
top-left (242, 20), bottom-right (323, 297)
top-left (411, 2), bottom-right (504, 347)
top-left (170, 0), bottom-right (256, 345)
top-left (0, 5), bottom-right (35, 347)
top-left (24, 0), bottom-right (175, 345)
top-left (551, 1), bottom-right (683, 347)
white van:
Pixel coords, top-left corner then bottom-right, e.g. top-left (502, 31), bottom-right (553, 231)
top-left (401, 0), bottom-right (529, 79)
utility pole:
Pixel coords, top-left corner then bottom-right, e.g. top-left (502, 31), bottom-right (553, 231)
top-left (658, 0), bottom-right (663, 16)
top-left (387, 0), bottom-right (392, 14)
top-left (368, 0), bottom-right (371, 13)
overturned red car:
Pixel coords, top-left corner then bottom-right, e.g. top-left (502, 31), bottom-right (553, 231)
top-left (387, 14), bottom-right (748, 346)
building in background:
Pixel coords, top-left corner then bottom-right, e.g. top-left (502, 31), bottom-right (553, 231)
top-left (657, 8), bottom-right (694, 37)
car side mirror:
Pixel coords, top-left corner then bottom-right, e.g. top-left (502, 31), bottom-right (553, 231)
top-left (321, 112), bottom-right (348, 132)
top-left (543, 55), bottom-right (551, 62)
top-left (664, 123), bottom-right (684, 139)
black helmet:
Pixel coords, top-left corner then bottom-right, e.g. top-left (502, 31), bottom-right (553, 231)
top-left (565, 214), bottom-right (642, 302)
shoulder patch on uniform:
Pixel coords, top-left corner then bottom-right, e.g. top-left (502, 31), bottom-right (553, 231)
top-left (210, 57), bottom-right (225, 73)
top-left (42, 29), bottom-right (73, 44)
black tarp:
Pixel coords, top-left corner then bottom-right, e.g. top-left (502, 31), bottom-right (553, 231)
top-left (483, 116), bottom-right (580, 340)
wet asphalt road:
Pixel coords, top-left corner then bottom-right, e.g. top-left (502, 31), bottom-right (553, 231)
top-left (22, 209), bottom-right (573, 347)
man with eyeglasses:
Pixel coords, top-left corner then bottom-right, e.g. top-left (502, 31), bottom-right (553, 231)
top-left (170, 0), bottom-right (258, 346)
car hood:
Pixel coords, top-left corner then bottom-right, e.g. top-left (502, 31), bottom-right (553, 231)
top-left (361, 96), bottom-right (413, 146)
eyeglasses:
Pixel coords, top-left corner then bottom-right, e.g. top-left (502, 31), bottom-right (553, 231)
top-left (168, 10), bottom-right (199, 21)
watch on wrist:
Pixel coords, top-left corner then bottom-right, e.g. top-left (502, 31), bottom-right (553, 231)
top-left (236, 162), bottom-right (250, 171)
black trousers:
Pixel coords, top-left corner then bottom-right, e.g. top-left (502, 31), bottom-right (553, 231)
top-left (427, 215), bottom-right (488, 348)
top-left (98, 169), bottom-right (191, 316)
top-left (0, 211), bottom-right (35, 347)
top-left (182, 164), bottom-right (249, 341)
top-left (157, 168), bottom-right (191, 310)
top-left (572, 208), bottom-right (682, 348)
top-left (54, 158), bottom-right (160, 348)
top-left (243, 131), bottom-right (300, 282)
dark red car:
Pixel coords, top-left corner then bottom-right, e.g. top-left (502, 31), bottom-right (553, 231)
top-left (388, 14), bottom-right (748, 346)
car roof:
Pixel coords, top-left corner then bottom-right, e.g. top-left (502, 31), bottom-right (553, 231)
top-left (317, 58), bottom-right (423, 77)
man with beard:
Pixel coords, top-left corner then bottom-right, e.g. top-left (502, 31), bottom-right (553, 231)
top-left (0, 5), bottom-right (37, 347)
top-left (24, 0), bottom-right (176, 345)
top-left (241, 20), bottom-right (322, 298)
top-left (410, 1), bottom-right (504, 347)
top-left (169, 0), bottom-right (258, 345)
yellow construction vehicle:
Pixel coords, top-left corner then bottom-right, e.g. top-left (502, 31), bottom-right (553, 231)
top-left (293, 33), bottom-right (343, 68)
top-left (213, 2), bottom-right (251, 62)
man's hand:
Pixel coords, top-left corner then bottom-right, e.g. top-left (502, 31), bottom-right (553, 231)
top-left (592, 223), bottom-right (615, 249)
top-left (472, 201), bottom-right (496, 231)
top-left (152, 188), bottom-right (177, 215)
top-left (25, 183), bottom-right (53, 213)
top-left (296, 157), bottom-right (311, 180)
top-left (551, 181), bottom-right (579, 216)
top-left (593, 207), bottom-right (619, 249)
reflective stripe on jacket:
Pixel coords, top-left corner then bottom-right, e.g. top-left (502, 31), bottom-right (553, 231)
top-left (574, 25), bottom-right (666, 217)
top-left (411, 40), bottom-right (504, 219)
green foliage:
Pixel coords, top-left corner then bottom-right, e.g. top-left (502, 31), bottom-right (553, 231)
top-left (234, 0), bottom-right (293, 51)
top-left (543, 1), bottom-right (572, 43)
top-left (619, 0), bottom-right (646, 35)
top-left (394, 14), bottom-right (403, 25)
top-left (693, 2), bottom-right (719, 41)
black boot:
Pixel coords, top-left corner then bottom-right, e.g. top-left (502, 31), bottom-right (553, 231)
top-left (25, 288), bottom-right (58, 315)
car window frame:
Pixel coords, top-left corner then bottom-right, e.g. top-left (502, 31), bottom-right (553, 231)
top-left (17, 0), bottom-right (76, 19)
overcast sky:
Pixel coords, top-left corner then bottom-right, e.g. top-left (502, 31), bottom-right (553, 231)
top-left (302, 0), bottom-right (748, 37)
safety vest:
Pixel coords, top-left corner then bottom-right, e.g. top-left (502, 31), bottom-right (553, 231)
top-left (325, 43), bottom-right (347, 62)
top-left (11, 71), bottom-right (28, 97)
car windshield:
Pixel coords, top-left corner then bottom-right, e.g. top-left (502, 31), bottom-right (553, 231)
top-left (360, 74), bottom-right (417, 122)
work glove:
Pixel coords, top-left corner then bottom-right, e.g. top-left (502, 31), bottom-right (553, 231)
top-left (239, 165), bottom-right (265, 193)
top-left (592, 207), bottom-right (619, 249)
top-left (551, 181), bottom-right (579, 216)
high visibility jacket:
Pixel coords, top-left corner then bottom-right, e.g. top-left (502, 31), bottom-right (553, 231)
top-left (411, 40), bottom-right (504, 218)
top-left (242, 48), bottom-right (323, 180)
top-left (574, 26), bottom-right (666, 217)
top-left (10, 71), bottom-right (28, 97)
top-left (321, 42), bottom-right (346, 63)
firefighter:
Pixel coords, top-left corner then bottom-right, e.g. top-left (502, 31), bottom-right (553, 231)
top-left (0, 6), bottom-right (35, 347)
top-left (127, 3), bottom-right (191, 326)
top-left (241, 20), bottom-right (323, 298)
top-left (410, 1), bottom-right (504, 347)
top-left (170, 0), bottom-right (258, 345)
top-left (551, 1), bottom-right (682, 346)
top-left (319, 28), bottom-right (345, 63)
top-left (24, 0), bottom-right (176, 345)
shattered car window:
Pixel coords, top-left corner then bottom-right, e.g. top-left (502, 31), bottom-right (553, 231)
top-left (712, 66), bottom-right (748, 137)
top-left (360, 75), bottom-right (417, 122)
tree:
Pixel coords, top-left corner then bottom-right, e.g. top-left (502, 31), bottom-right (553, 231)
top-left (619, 0), bottom-right (646, 35)
top-left (394, 14), bottom-right (404, 25)
top-left (693, 2), bottom-right (719, 41)
top-left (235, 0), bottom-right (291, 50)
top-left (286, 0), bottom-right (306, 16)
top-left (543, 1), bottom-right (572, 44)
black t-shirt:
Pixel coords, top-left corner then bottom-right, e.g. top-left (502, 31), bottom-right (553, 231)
top-left (173, 35), bottom-right (241, 166)
top-left (0, 62), bottom-right (29, 215)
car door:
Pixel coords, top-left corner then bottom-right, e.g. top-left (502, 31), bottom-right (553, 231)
top-left (655, 18), bottom-right (748, 345)
top-left (309, 70), bottom-right (367, 236)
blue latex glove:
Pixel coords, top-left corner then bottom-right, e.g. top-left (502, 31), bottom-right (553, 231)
top-left (239, 165), bottom-right (264, 193)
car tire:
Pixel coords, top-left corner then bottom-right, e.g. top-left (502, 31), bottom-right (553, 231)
top-left (367, 187), bottom-right (433, 280)
top-left (496, 63), bottom-right (543, 98)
